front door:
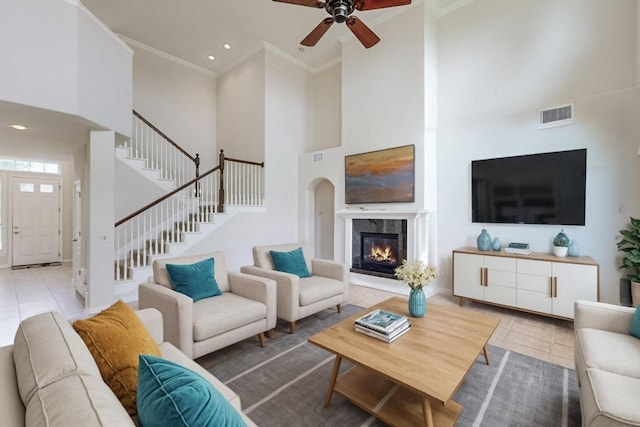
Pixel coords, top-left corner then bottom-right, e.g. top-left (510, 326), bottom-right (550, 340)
top-left (12, 177), bottom-right (61, 266)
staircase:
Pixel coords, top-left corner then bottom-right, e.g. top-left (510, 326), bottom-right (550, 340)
top-left (112, 112), bottom-right (265, 301)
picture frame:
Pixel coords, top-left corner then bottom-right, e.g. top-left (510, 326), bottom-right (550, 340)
top-left (345, 144), bottom-right (415, 204)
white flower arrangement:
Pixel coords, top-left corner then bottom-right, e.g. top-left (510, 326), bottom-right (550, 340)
top-left (394, 259), bottom-right (437, 290)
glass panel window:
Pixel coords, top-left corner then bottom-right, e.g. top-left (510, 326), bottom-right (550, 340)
top-left (15, 161), bottom-right (29, 171)
top-left (44, 163), bottom-right (59, 174)
top-left (0, 159), bottom-right (15, 171)
top-left (40, 184), bottom-right (54, 193)
top-left (19, 183), bottom-right (34, 192)
top-left (0, 158), bottom-right (60, 175)
top-left (30, 162), bottom-right (45, 173)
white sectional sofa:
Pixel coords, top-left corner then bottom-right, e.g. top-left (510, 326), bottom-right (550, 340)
top-left (574, 300), bottom-right (640, 426)
top-left (0, 308), bottom-right (255, 426)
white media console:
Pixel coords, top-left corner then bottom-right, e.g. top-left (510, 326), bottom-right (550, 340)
top-left (453, 247), bottom-right (599, 320)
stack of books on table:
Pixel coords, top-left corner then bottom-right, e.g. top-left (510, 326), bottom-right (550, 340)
top-left (354, 309), bottom-right (411, 343)
top-left (504, 242), bottom-right (532, 255)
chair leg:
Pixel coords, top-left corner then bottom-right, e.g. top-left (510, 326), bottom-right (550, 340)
top-left (266, 329), bottom-right (273, 339)
top-left (337, 304), bottom-right (342, 313)
top-left (289, 321), bottom-right (296, 334)
top-left (258, 332), bottom-right (265, 347)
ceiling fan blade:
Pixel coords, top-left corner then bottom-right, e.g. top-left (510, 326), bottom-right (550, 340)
top-left (301, 18), bottom-right (334, 46)
top-left (272, 0), bottom-right (325, 8)
top-left (354, 0), bottom-right (411, 11)
top-left (346, 16), bottom-right (380, 48)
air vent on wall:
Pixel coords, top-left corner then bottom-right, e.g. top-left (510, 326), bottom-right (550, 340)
top-left (538, 104), bottom-right (574, 129)
top-left (312, 152), bottom-right (325, 163)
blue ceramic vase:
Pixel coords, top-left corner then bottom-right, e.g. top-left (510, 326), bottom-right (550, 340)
top-left (568, 240), bottom-right (580, 257)
top-left (477, 229), bottom-right (491, 251)
top-left (492, 237), bottom-right (501, 251)
top-left (408, 288), bottom-right (426, 318)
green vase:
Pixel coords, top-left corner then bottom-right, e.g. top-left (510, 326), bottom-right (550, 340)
top-left (408, 288), bottom-right (426, 318)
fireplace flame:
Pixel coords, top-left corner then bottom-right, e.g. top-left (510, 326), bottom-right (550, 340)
top-left (368, 244), bottom-right (396, 263)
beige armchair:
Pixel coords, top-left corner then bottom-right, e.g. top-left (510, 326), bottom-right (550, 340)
top-left (138, 251), bottom-right (277, 359)
top-left (241, 242), bottom-right (349, 334)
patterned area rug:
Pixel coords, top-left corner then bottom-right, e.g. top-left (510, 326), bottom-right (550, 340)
top-left (196, 305), bottom-right (581, 426)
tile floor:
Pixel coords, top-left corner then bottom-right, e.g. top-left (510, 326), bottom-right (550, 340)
top-left (0, 262), bottom-right (576, 369)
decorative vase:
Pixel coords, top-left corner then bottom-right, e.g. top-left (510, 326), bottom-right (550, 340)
top-left (477, 229), bottom-right (491, 251)
top-left (408, 288), bottom-right (426, 318)
top-left (568, 240), bottom-right (580, 257)
top-left (554, 229), bottom-right (570, 247)
top-left (492, 237), bottom-right (501, 251)
top-left (552, 245), bottom-right (568, 257)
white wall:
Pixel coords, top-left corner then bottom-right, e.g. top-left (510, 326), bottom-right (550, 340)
top-left (86, 130), bottom-right (115, 311)
top-left (0, 0), bottom-right (78, 115)
top-left (217, 51), bottom-right (265, 162)
top-left (113, 158), bottom-right (167, 220)
top-left (188, 48), bottom-right (307, 271)
top-left (78, 5), bottom-right (132, 137)
top-left (308, 63), bottom-right (342, 152)
top-left (436, 0), bottom-right (640, 303)
top-left (131, 44), bottom-right (218, 168)
top-left (307, 4), bottom-right (430, 266)
top-left (0, 0), bottom-right (132, 137)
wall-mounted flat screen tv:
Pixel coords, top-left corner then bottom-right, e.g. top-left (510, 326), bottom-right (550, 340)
top-left (345, 145), bottom-right (415, 204)
top-left (472, 149), bottom-right (587, 225)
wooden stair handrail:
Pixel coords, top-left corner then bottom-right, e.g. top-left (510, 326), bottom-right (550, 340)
top-left (133, 110), bottom-right (199, 163)
top-left (115, 165), bottom-right (219, 227)
top-left (115, 150), bottom-right (265, 227)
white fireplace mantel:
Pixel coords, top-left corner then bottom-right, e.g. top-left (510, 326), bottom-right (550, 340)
top-left (337, 208), bottom-right (430, 267)
top-left (336, 208), bottom-right (429, 220)
top-left (337, 208), bottom-right (430, 293)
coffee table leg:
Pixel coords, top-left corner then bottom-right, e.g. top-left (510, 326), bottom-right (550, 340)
top-left (421, 397), bottom-right (434, 427)
top-left (483, 345), bottom-right (490, 365)
top-left (324, 356), bottom-right (342, 408)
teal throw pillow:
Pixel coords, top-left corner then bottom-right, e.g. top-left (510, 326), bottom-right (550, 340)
top-left (630, 306), bottom-right (640, 338)
top-left (269, 247), bottom-right (311, 278)
top-left (137, 354), bottom-right (247, 427)
top-left (165, 258), bottom-right (222, 302)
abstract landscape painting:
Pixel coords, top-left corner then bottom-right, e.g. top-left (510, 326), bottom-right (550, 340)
top-left (345, 145), bottom-right (415, 204)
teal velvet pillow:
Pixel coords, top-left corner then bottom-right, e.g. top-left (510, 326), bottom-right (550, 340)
top-left (269, 247), bottom-right (311, 278)
top-left (165, 258), bottom-right (222, 302)
top-left (137, 354), bottom-right (247, 427)
top-left (630, 306), bottom-right (640, 338)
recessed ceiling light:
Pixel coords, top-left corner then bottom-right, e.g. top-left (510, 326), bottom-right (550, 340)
top-left (207, 55), bottom-right (215, 61)
top-left (10, 124), bottom-right (27, 131)
top-left (223, 43), bottom-right (231, 50)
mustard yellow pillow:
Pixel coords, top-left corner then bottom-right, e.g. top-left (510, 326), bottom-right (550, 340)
top-left (72, 299), bottom-right (161, 415)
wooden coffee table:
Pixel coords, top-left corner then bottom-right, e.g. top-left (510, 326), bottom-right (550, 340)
top-left (308, 297), bottom-right (500, 427)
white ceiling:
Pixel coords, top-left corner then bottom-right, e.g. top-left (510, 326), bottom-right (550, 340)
top-left (80, 0), bottom-right (470, 75)
top-left (0, 0), bottom-right (472, 158)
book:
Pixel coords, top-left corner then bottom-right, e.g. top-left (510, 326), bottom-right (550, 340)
top-left (355, 317), bottom-right (409, 336)
top-left (355, 323), bottom-right (411, 343)
top-left (508, 242), bottom-right (530, 249)
top-left (504, 247), bottom-right (532, 255)
top-left (355, 309), bottom-right (408, 334)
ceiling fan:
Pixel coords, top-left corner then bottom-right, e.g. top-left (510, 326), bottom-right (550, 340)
top-left (273, 0), bottom-right (412, 49)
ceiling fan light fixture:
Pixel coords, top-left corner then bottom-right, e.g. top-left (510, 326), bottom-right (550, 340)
top-left (326, 0), bottom-right (353, 23)
top-left (274, 0), bottom-right (411, 48)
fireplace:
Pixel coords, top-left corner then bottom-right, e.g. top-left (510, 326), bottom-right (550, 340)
top-left (338, 209), bottom-right (430, 285)
top-left (360, 232), bottom-right (399, 274)
top-left (351, 218), bottom-right (407, 278)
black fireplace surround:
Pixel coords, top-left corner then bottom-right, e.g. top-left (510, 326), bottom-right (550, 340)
top-left (351, 218), bottom-right (407, 278)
